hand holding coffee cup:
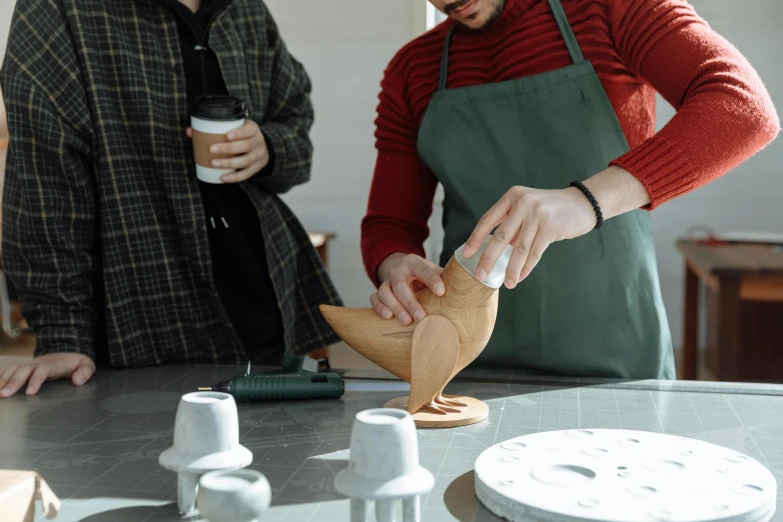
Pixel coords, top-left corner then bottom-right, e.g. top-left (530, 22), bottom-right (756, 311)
top-left (188, 95), bottom-right (270, 184)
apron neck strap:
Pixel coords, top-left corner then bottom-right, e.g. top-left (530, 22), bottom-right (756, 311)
top-left (546, 0), bottom-right (585, 64)
top-left (438, 25), bottom-right (456, 92)
top-left (437, 0), bottom-right (585, 92)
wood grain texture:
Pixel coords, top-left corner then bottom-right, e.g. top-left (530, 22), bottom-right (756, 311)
top-left (384, 395), bottom-right (488, 428)
top-left (716, 277), bottom-right (741, 382)
top-left (683, 261), bottom-right (699, 380)
top-left (319, 256), bottom-right (498, 425)
top-left (408, 316), bottom-right (459, 414)
top-left (703, 282), bottom-right (783, 383)
top-left (677, 240), bottom-right (783, 275)
top-left (680, 239), bottom-right (783, 383)
top-left (739, 276), bottom-right (783, 302)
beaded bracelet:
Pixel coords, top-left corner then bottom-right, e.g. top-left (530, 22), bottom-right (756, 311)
top-left (569, 181), bottom-right (603, 229)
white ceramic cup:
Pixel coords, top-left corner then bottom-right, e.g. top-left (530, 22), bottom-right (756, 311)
top-left (190, 94), bottom-right (246, 184)
top-left (197, 468), bottom-right (272, 522)
top-left (334, 408), bottom-right (434, 500)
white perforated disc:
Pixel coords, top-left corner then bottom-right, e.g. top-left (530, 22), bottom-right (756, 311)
top-left (474, 429), bottom-right (776, 522)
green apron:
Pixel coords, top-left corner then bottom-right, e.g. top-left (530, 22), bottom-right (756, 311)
top-left (416, 0), bottom-right (674, 379)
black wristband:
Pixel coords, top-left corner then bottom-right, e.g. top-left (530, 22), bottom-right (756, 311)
top-left (569, 181), bottom-right (603, 229)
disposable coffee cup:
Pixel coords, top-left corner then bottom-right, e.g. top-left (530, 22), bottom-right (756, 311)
top-left (190, 95), bottom-right (246, 184)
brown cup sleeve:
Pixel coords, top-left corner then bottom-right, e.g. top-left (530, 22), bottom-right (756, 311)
top-left (192, 130), bottom-right (237, 168)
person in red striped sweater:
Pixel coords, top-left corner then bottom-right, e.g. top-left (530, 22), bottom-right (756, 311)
top-left (361, 0), bottom-right (779, 381)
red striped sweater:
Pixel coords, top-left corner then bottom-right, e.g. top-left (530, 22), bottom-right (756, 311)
top-left (361, 0), bottom-right (779, 285)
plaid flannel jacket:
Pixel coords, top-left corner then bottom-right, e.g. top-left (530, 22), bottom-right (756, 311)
top-left (0, 0), bottom-right (343, 366)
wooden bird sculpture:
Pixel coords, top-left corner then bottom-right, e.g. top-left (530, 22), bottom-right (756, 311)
top-left (320, 245), bottom-right (503, 427)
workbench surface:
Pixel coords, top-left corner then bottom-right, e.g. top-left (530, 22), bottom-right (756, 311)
top-left (1, 364), bottom-right (782, 521)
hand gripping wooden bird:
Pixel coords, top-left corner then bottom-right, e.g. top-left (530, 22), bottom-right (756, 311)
top-left (320, 239), bottom-right (509, 428)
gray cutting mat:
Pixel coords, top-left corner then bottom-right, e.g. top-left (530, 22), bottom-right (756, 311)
top-left (0, 364), bottom-right (782, 522)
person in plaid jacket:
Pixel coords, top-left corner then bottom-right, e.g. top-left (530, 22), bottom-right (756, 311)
top-left (0, 0), bottom-right (343, 397)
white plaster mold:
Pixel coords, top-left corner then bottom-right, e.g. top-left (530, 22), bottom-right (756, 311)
top-left (334, 408), bottom-right (434, 522)
top-left (159, 391), bottom-right (253, 515)
top-left (474, 429), bottom-right (776, 522)
top-left (197, 468), bottom-right (271, 522)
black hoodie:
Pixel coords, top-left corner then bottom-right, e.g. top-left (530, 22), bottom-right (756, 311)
top-left (157, 0), bottom-right (285, 364)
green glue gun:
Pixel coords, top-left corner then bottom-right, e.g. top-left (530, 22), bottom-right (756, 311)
top-left (199, 355), bottom-right (345, 402)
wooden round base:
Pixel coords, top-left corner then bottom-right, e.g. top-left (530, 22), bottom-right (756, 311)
top-left (383, 395), bottom-right (488, 428)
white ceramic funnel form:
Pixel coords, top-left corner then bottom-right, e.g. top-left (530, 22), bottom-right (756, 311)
top-left (177, 472), bottom-right (199, 515)
top-left (158, 391), bottom-right (253, 515)
top-left (454, 235), bottom-right (513, 289)
top-left (375, 500), bottom-right (395, 522)
top-left (334, 408), bottom-right (434, 522)
top-left (403, 497), bottom-right (421, 521)
top-left (350, 498), bottom-right (368, 522)
top-left (197, 468), bottom-right (271, 522)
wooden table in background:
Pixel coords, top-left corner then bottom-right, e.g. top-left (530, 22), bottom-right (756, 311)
top-left (677, 239), bottom-right (783, 382)
top-left (309, 232), bottom-right (335, 264)
top-left (308, 232), bottom-right (336, 361)
top-left (0, 137), bottom-right (7, 181)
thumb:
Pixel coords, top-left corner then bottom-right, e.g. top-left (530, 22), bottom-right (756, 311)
top-left (72, 359), bottom-right (95, 386)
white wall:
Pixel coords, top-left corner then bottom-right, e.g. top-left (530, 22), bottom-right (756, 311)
top-left (0, 0), bottom-right (15, 131)
top-left (0, 0), bottom-right (14, 67)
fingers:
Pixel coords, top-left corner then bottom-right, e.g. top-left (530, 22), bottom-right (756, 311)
top-left (72, 358), bottom-right (95, 387)
top-left (25, 365), bottom-right (50, 396)
top-left (209, 139), bottom-right (253, 157)
top-left (0, 366), bottom-right (18, 397)
top-left (373, 255), bottom-right (444, 326)
top-left (0, 354), bottom-right (96, 398)
top-left (211, 149), bottom-right (255, 169)
top-left (226, 120), bottom-right (259, 141)
top-left (463, 189), bottom-right (515, 257)
top-left (50, 354), bottom-right (74, 379)
top-left (2, 365), bottom-right (34, 398)
top-left (207, 121), bottom-right (267, 176)
top-left (212, 146), bottom-right (268, 170)
top-left (186, 127), bottom-right (193, 138)
top-left (409, 257), bottom-right (445, 296)
top-left (370, 293), bottom-right (393, 320)
top-left (391, 278), bottom-right (427, 324)
top-left (377, 281), bottom-right (413, 325)
top-left (505, 217), bottom-right (539, 288)
top-left (221, 161), bottom-right (265, 183)
top-left (518, 231), bottom-right (552, 282)
top-left (475, 202), bottom-right (525, 283)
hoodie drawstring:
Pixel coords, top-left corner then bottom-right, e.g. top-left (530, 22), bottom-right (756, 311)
top-left (207, 188), bottom-right (229, 229)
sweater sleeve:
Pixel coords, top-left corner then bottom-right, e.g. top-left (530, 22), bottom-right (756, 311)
top-left (607, 0), bottom-right (780, 208)
top-left (361, 63), bottom-right (438, 287)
